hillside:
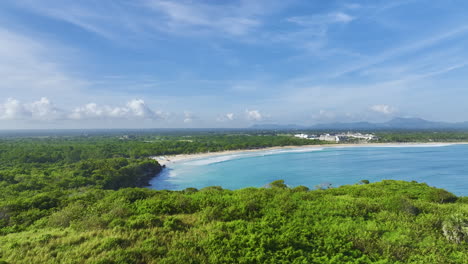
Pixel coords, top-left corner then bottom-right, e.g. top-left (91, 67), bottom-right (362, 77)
top-left (0, 135), bottom-right (467, 263)
top-left (1, 180), bottom-right (467, 264)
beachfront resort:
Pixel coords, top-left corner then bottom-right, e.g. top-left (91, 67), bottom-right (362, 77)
top-left (294, 132), bottom-right (376, 142)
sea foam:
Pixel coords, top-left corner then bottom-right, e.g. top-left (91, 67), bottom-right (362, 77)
top-left (183, 147), bottom-right (324, 166)
top-left (370, 143), bottom-right (454, 148)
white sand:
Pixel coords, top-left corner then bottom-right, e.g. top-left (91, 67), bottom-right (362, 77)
top-left (151, 142), bottom-right (467, 166)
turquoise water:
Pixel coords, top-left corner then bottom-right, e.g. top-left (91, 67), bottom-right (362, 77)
top-left (149, 144), bottom-right (468, 196)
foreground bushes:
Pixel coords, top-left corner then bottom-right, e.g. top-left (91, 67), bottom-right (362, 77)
top-left (1, 180), bottom-right (467, 263)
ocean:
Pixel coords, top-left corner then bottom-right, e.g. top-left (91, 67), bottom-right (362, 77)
top-left (149, 144), bottom-right (468, 196)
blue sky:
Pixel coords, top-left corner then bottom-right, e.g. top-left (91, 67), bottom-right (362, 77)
top-left (1, 0), bottom-right (468, 128)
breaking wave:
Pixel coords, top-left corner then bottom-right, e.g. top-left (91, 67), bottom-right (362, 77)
top-left (183, 147), bottom-right (325, 166)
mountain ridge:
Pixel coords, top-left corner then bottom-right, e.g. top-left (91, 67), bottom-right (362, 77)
top-left (250, 117), bottom-right (468, 130)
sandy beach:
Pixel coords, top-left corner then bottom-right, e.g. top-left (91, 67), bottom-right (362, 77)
top-left (151, 142), bottom-right (467, 166)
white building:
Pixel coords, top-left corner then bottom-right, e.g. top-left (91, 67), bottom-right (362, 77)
top-left (294, 133), bottom-right (309, 139)
top-left (337, 132), bottom-right (375, 141)
top-left (319, 134), bottom-right (340, 142)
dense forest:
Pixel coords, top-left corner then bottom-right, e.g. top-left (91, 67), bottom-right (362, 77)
top-left (374, 131), bottom-right (468, 142)
top-left (0, 132), bottom-right (467, 263)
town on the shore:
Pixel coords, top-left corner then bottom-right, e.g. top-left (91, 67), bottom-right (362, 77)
top-left (294, 132), bottom-right (376, 143)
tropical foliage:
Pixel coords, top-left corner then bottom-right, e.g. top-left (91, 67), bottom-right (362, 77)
top-left (0, 180), bottom-right (467, 263)
top-left (0, 133), bottom-right (467, 263)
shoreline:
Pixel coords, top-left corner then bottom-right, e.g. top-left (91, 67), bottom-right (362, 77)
top-left (151, 142), bottom-right (468, 166)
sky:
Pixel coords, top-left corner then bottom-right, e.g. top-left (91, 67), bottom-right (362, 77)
top-left (1, 0), bottom-right (468, 128)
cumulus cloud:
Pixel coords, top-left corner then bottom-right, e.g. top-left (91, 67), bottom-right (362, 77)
top-left (246, 109), bottom-right (262, 121)
top-left (370, 104), bottom-right (397, 115)
top-left (70, 99), bottom-right (161, 120)
top-left (217, 113), bottom-right (235, 122)
top-left (0, 98), bottom-right (166, 122)
top-left (0, 98), bottom-right (30, 120)
top-left (30, 97), bottom-right (64, 120)
top-left (226, 113), bottom-right (235, 120)
top-left (0, 97), bottom-right (63, 120)
top-left (183, 111), bottom-right (198, 123)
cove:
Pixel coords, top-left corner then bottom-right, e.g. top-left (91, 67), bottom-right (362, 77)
top-left (149, 144), bottom-right (468, 196)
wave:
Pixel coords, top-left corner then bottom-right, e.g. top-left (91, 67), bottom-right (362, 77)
top-left (184, 147), bottom-right (325, 166)
top-left (178, 144), bottom-right (456, 166)
top-left (185, 154), bottom-right (246, 166)
top-left (370, 143), bottom-right (454, 148)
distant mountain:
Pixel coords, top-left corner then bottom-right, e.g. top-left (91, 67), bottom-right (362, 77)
top-left (312, 117), bottom-right (468, 130)
top-left (381, 117), bottom-right (446, 129)
top-left (249, 118), bottom-right (468, 130)
top-left (311, 121), bottom-right (378, 130)
top-left (249, 124), bottom-right (306, 130)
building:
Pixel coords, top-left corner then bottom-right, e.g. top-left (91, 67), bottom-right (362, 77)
top-left (336, 132), bottom-right (375, 141)
top-left (294, 133), bottom-right (309, 139)
top-left (319, 134), bottom-right (340, 142)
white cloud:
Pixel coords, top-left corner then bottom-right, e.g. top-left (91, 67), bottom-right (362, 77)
top-left (370, 104), bottom-right (397, 115)
top-left (145, 0), bottom-right (263, 36)
top-left (29, 97), bottom-right (64, 120)
top-left (0, 98), bottom-right (30, 120)
top-left (0, 97), bottom-right (63, 120)
top-left (246, 109), bottom-right (262, 121)
top-left (0, 98), bottom-right (166, 121)
top-left (8, 0), bottom-right (278, 39)
top-left (126, 99), bottom-right (156, 118)
top-left (70, 99), bottom-right (161, 120)
top-left (217, 113), bottom-right (235, 122)
top-left (332, 12), bottom-right (355, 23)
top-left (330, 24), bottom-right (468, 78)
top-left (183, 111), bottom-right (197, 123)
top-left (287, 12), bottom-right (355, 27)
top-left (226, 113), bottom-right (235, 121)
top-left (279, 11), bottom-right (355, 54)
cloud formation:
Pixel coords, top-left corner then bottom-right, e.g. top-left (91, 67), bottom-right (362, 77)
top-left (8, 0), bottom-right (281, 40)
top-left (370, 104), bottom-right (397, 115)
top-left (146, 0), bottom-right (262, 36)
top-left (70, 99), bottom-right (162, 120)
top-left (246, 109), bottom-right (262, 121)
top-left (287, 12), bottom-right (355, 26)
top-left (183, 111), bottom-right (198, 123)
top-left (226, 113), bottom-right (235, 121)
top-left (0, 98), bottom-right (29, 120)
top-left (217, 113), bottom-right (235, 122)
top-left (2, 1), bottom-right (468, 127)
top-left (0, 97), bottom-right (63, 120)
top-left (0, 98), bottom-right (164, 121)
top-left (30, 97), bottom-right (64, 120)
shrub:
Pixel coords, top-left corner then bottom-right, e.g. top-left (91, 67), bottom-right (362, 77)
top-left (442, 214), bottom-right (468, 244)
top-left (267, 180), bottom-right (288, 189)
top-left (426, 189), bottom-right (457, 203)
top-left (48, 203), bottom-right (86, 228)
top-left (126, 214), bottom-right (162, 229)
top-left (359, 180), bottom-right (370, 185)
top-left (292, 185), bottom-right (310, 192)
top-left (163, 217), bottom-right (186, 231)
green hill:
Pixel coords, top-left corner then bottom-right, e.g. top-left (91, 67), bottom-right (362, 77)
top-left (1, 180), bottom-right (467, 264)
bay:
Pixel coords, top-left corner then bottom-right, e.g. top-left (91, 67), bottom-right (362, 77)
top-left (149, 144), bottom-right (468, 196)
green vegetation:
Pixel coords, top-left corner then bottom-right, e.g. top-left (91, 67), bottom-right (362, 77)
top-left (375, 131), bottom-right (468, 143)
top-left (0, 180), bottom-right (467, 263)
top-left (0, 132), bottom-right (467, 263)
